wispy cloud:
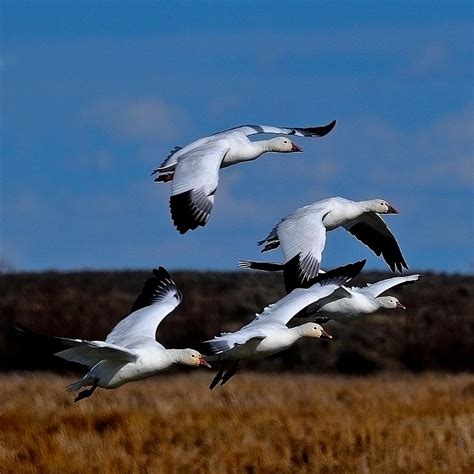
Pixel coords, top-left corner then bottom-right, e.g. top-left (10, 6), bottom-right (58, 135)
top-left (83, 97), bottom-right (191, 142)
top-left (213, 172), bottom-right (264, 221)
top-left (379, 104), bottom-right (473, 187)
top-left (405, 41), bottom-right (450, 77)
top-left (74, 149), bottom-right (115, 170)
top-left (4, 190), bottom-right (50, 215)
top-left (207, 95), bottom-right (242, 119)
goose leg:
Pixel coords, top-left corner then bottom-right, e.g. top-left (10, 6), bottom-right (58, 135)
top-left (74, 380), bottom-right (98, 402)
top-left (220, 361), bottom-right (239, 386)
top-left (209, 363), bottom-right (226, 390)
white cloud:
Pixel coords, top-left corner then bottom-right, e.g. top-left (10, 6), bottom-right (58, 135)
top-left (207, 95), bottom-right (242, 118)
top-left (74, 149), bottom-right (115, 170)
top-left (312, 159), bottom-right (345, 181)
top-left (403, 105), bottom-right (473, 187)
top-left (213, 172), bottom-right (263, 221)
top-left (405, 41), bottom-right (450, 77)
top-left (4, 191), bottom-right (49, 215)
top-left (322, 105), bottom-right (474, 190)
top-left (84, 97), bottom-right (191, 142)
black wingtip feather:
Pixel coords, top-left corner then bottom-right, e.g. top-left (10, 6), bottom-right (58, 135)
top-left (283, 255), bottom-right (306, 292)
top-left (153, 266), bottom-right (172, 280)
top-left (154, 173), bottom-right (173, 183)
top-left (284, 258), bottom-right (366, 293)
top-left (260, 241), bottom-right (280, 253)
top-left (7, 322), bottom-right (72, 355)
top-left (348, 222), bottom-right (407, 274)
top-left (282, 253), bottom-right (321, 292)
top-left (170, 191), bottom-right (200, 234)
top-left (170, 190), bottom-right (212, 234)
top-left (6, 321), bottom-right (47, 341)
top-left (238, 260), bottom-right (285, 272)
top-left (257, 236), bottom-right (278, 247)
top-left (8, 322), bottom-right (37, 340)
top-left (306, 259), bottom-right (366, 289)
top-left (297, 119), bottom-right (337, 138)
top-left (129, 266), bottom-right (181, 313)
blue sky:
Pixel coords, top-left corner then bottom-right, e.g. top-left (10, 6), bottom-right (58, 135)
top-left (1, 1), bottom-right (473, 273)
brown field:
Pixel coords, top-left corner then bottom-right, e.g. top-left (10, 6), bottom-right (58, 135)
top-left (0, 372), bottom-right (472, 473)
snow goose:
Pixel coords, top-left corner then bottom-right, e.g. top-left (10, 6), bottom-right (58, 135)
top-left (14, 267), bottom-right (210, 401)
top-left (151, 120), bottom-right (336, 234)
top-left (202, 259), bottom-right (365, 388)
top-left (258, 196), bottom-right (407, 290)
top-left (238, 259), bottom-right (420, 321)
top-left (303, 274), bottom-right (420, 322)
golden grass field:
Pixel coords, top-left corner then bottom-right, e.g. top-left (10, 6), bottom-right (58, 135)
top-left (0, 372), bottom-right (472, 473)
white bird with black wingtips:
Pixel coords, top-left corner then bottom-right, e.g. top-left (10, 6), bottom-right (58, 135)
top-left (257, 196), bottom-right (407, 291)
top-left (238, 259), bottom-right (420, 321)
top-left (151, 120), bottom-right (336, 234)
top-left (202, 260), bottom-right (365, 389)
top-left (13, 267), bottom-right (211, 401)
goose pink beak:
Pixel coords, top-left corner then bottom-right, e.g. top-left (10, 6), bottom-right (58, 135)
top-left (291, 142), bottom-right (303, 152)
top-left (396, 301), bottom-right (406, 310)
top-left (387, 204), bottom-right (399, 214)
top-left (320, 329), bottom-right (332, 339)
top-left (199, 357), bottom-right (212, 368)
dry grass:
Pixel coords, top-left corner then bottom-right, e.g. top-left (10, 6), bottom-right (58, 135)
top-left (0, 373), bottom-right (472, 473)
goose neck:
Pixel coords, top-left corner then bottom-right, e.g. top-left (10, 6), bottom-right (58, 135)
top-left (166, 349), bottom-right (181, 364)
top-left (288, 326), bottom-right (306, 340)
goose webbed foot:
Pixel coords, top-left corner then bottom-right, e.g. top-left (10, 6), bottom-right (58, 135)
top-left (209, 361), bottom-right (239, 389)
top-left (220, 361), bottom-right (239, 386)
top-left (74, 382), bottom-right (98, 402)
top-left (209, 363), bottom-right (226, 390)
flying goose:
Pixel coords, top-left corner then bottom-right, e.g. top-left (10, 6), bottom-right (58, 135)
top-left (202, 260), bottom-right (365, 389)
top-left (151, 121), bottom-right (336, 234)
top-left (238, 259), bottom-right (420, 321)
top-left (13, 267), bottom-right (210, 401)
top-left (303, 274), bottom-right (420, 322)
top-left (257, 196), bottom-right (407, 290)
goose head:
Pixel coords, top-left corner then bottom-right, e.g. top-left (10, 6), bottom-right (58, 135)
top-left (366, 199), bottom-right (399, 214)
top-left (179, 349), bottom-right (212, 368)
top-left (267, 136), bottom-right (302, 153)
top-left (297, 322), bottom-right (332, 339)
top-left (377, 296), bottom-right (406, 310)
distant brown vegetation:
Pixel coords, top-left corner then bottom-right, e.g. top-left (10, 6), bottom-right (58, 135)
top-left (0, 372), bottom-right (472, 473)
top-left (1, 269), bottom-right (473, 373)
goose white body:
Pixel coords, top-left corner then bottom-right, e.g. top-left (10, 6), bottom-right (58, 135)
top-left (259, 196), bottom-right (407, 290)
top-left (152, 121), bottom-right (336, 234)
top-left (82, 346), bottom-right (185, 389)
top-left (207, 325), bottom-right (315, 361)
top-left (42, 267), bottom-right (210, 400)
top-left (203, 261), bottom-right (364, 387)
top-left (239, 260), bottom-right (419, 322)
top-left (310, 274), bottom-right (420, 321)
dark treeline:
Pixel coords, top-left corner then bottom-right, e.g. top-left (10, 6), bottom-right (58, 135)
top-left (1, 269), bottom-right (473, 373)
